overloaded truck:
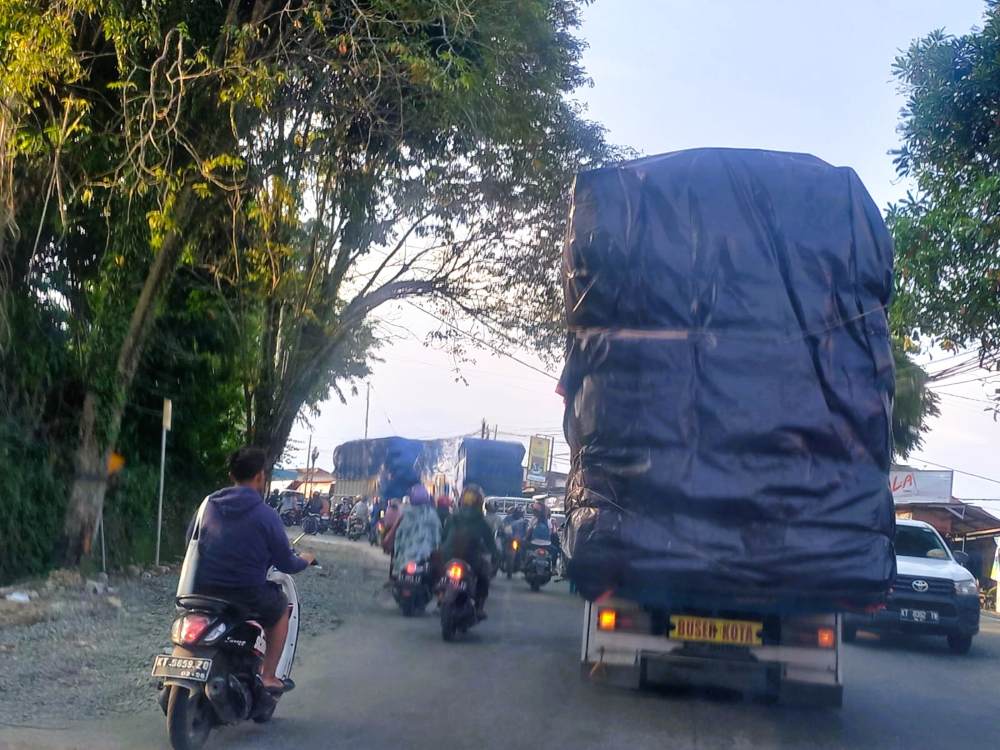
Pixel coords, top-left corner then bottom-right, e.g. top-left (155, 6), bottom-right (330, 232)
top-left (454, 438), bottom-right (526, 498)
top-left (559, 148), bottom-right (896, 706)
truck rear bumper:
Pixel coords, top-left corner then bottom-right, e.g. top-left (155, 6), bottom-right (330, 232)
top-left (581, 600), bottom-right (842, 706)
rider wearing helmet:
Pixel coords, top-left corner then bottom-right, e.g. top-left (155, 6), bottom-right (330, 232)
top-left (439, 484), bottom-right (499, 618)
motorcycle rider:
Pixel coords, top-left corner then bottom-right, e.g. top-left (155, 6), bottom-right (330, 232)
top-left (350, 495), bottom-right (369, 523)
top-left (389, 485), bottom-right (442, 578)
top-left (526, 500), bottom-right (561, 563)
top-left (189, 447), bottom-right (314, 693)
top-left (439, 484), bottom-right (498, 619)
top-left (435, 494), bottom-right (452, 527)
top-left (501, 505), bottom-right (529, 568)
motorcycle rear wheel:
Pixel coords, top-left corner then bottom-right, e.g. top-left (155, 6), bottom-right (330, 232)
top-left (302, 516), bottom-right (318, 534)
top-left (166, 685), bottom-right (213, 750)
top-left (441, 609), bottom-right (457, 641)
top-left (530, 581), bottom-right (541, 592)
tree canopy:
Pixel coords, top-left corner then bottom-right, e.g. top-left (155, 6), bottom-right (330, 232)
top-left (889, 1), bottom-right (1000, 361)
top-left (0, 0), bottom-right (621, 571)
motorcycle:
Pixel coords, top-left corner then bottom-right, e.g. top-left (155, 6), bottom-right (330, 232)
top-left (330, 508), bottom-right (350, 536)
top-left (439, 558), bottom-right (479, 642)
top-left (500, 537), bottom-right (521, 579)
top-left (522, 541), bottom-right (553, 592)
top-left (301, 513), bottom-right (330, 535)
top-left (392, 557), bottom-right (433, 616)
top-left (369, 518), bottom-right (384, 546)
top-left (347, 516), bottom-right (368, 541)
top-left (153, 522), bottom-right (317, 750)
top-left (279, 506), bottom-right (302, 528)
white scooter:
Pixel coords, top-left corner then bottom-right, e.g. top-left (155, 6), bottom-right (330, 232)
top-left (151, 501), bottom-right (312, 750)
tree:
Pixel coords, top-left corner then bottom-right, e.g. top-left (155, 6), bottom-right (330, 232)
top-left (1, 1), bottom-right (621, 564)
top-left (889, 2), bottom-right (1000, 360)
top-left (199, 3), bottom-right (621, 465)
top-left (892, 342), bottom-right (941, 459)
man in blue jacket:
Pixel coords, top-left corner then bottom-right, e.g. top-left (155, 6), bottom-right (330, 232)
top-left (193, 447), bottom-right (314, 692)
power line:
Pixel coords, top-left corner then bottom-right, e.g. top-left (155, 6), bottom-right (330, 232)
top-left (936, 392), bottom-right (999, 407)
top-left (910, 456), bottom-right (1000, 487)
top-left (405, 302), bottom-right (559, 382)
top-left (928, 374), bottom-right (1000, 389)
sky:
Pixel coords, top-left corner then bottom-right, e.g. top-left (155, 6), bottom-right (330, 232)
top-left (290, 0), bottom-right (1000, 507)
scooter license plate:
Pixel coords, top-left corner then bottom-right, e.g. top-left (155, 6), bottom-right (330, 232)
top-left (151, 655), bottom-right (212, 682)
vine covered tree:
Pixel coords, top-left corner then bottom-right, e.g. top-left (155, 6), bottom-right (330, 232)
top-left (0, 1), bottom-right (620, 566)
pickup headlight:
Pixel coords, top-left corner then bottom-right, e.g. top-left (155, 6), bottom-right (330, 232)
top-left (955, 578), bottom-right (979, 596)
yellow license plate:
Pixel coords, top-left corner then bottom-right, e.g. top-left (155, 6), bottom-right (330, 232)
top-left (669, 615), bottom-right (763, 646)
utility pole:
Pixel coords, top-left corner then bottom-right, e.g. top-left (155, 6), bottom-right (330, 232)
top-left (493, 424), bottom-right (498, 440)
top-left (481, 418), bottom-right (487, 439)
top-left (364, 382), bottom-right (371, 440)
top-left (305, 432), bottom-right (313, 497)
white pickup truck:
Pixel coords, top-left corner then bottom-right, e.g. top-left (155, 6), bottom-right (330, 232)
top-left (581, 597), bottom-right (843, 706)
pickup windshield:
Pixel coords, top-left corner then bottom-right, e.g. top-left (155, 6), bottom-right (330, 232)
top-left (895, 525), bottom-right (951, 560)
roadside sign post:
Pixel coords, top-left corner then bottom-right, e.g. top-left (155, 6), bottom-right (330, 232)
top-left (155, 398), bottom-right (172, 567)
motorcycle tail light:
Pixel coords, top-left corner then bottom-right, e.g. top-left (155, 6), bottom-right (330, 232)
top-left (173, 614), bottom-right (214, 645)
top-left (405, 561), bottom-right (418, 575)
top-left (447, 564), bottom-right (464, 581)
top-left (817, 627), bottom-right (836, 649)
top-left (512, 540), bottom-right (519, 550)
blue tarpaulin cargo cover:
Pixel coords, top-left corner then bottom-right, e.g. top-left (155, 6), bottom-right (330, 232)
top-left (456, 439), bottom-right (526, 498)
top-left (559, 148), bottom-right (896, 612)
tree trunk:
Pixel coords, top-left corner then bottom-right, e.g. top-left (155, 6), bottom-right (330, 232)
top-left (59, 393), bottom-right (106, 562)
top-left (60, 188), bottom-right (194, 565)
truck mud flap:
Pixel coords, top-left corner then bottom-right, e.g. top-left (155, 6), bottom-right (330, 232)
top-left (777, 680), bottom-right (843, 708)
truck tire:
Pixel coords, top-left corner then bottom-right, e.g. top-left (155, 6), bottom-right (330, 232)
top-left (947, 633), bottom-right (973, 654)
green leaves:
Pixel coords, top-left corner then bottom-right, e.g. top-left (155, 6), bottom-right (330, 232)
top-left (890, 4), bottom-right (1000, 357)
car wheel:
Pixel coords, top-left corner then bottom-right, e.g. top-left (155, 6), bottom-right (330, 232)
top-left (842, 623), bottom-right (857, 643)
top-left (947, 633), bottom-right (973, 654)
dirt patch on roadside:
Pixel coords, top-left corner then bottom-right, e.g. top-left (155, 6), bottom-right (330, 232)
top-left (0, 540), bottom-right (384, 728)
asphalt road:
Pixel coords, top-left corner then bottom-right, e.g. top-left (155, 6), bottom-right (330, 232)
top-left (4, 538), bottom-right (1000, 750)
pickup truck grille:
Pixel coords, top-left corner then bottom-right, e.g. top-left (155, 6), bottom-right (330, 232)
top-left (892, 575), bottom-right (953, 597)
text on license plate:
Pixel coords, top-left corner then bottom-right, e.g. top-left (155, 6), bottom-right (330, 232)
top-left (669, 615), bottom-right (763, 646)
top-left (151, 655), bottom-right (212, 682)
top-left (900, 608), bottom-right (939, 623)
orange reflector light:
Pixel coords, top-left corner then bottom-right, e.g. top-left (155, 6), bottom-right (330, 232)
top-left (512, 540), bottom-right (519, 550)
top-left (597, 608), bottom-right (617, 631)
top-left (447, 564), bottom-right (464, 581)
top-left (404, 561), bottom-right (417, 575)
top-left (818, 627), bottom-right (836, 649)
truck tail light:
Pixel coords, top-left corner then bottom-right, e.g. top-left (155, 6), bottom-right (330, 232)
top-left (597, 608), bottom-right (617, 631)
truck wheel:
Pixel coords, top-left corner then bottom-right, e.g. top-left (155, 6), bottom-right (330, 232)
top-left (166, 685), bottom-right (212, 750)
top-left (842, 623), bottom-right (857, 643)
top-left (947, 633), bottom-right (973, 654)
